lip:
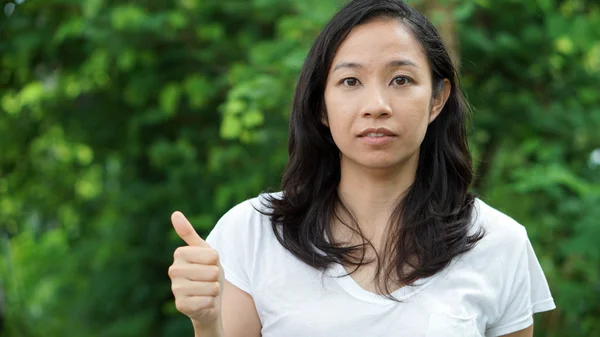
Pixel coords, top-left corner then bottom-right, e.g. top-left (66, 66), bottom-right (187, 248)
top-left (357, 127), bottom-right (397, 146)
top-left (360, 135), bottom-right (395, 146)
top-left (357, 127), bottom-right (397, 137)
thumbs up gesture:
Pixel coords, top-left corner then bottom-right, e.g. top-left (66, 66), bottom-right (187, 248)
top-left (168, 211), bottom-right (224, 326)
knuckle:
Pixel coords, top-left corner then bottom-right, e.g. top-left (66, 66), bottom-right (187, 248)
top-left (208, 249), bottom-right (219, 263)
top-left (167, 265), bottom-right (177, 278)
top-left (171, 283), bottom-right (182, 294)
top-left (174, 298), bottom-right (187, 312)
top-left (211, 266), bottom-right (220, 280)
top-left (173, 247), bottom-right (184, 260)
top-left (212, 282), bottom-right (221, 296)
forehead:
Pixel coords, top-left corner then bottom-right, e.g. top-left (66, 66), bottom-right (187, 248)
top-left (331, 18), bottom-right (428, 70)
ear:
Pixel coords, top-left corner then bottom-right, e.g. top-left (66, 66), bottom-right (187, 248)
top-left (429, 79), bottom-right (451, 124)
top-left (321, 109), bottom-right (329, 127)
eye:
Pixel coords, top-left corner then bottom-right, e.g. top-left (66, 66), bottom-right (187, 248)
top-left (341, 77), bottom-right (361, 87)
top-left (392, 76), bottom-right (411, 86)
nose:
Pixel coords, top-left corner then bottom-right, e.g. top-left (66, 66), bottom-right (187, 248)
top-left (361, 86), bottom-right (392, 118)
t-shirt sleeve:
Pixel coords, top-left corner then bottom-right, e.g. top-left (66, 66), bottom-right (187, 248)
top-left (205, 199), bottom-right (257, 295)
top-left (486, 234), bottom-right (556, 337)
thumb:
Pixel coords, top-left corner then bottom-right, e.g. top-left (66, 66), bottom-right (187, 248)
top-left (171, 211), bottom-right (208, 247)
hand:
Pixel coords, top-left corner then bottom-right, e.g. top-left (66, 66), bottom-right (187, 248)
top-left (169, 211), bottom-right (224, 326)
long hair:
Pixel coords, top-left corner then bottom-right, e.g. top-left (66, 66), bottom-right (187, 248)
top-left (261, 0), bottom-right (485, 299)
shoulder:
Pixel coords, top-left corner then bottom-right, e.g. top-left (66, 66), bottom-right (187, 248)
top-left (219, 191), bottom-right (283, 223)
top-left (456, 198), bottom-right (532, 271)
top-left (207, 191), bottom-right (282, 242)
top-left (471, 198), bottom-right (529, 250)
top-left (204, 192), bottom-right (284, 294)
top-left (467, 200), bottom-right (556, 332)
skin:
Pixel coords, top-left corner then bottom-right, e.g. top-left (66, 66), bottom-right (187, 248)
top-left (324, 18), bottom-right (447, 238)
top-left (323, 17), bottom-right (450, 291)
top-left (167, 18), bottom-right (533, 337)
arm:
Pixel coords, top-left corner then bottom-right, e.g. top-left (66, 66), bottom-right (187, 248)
top-left (193, 280), bottom-right (261, 337)
top-left (499, 323), bottom-right (533, 337)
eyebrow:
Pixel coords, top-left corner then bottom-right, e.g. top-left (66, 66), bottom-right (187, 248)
top-left (333, 59), bottom-right (420, 72)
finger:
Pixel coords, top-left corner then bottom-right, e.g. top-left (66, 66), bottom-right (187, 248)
top-left (173, 247), bottom-right (220, 265)
top-left (169, 263), bottom-right (221, 282)
top-left (171, 211), bottom-right (207, 247)
top-left (175, 295), bottom-right (217, 314)
top-left (171, 279), bottom-right (221, 297)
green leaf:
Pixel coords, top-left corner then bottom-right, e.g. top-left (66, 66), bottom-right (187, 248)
top-left (220, 114), bottom-right (242, 139)
top-left (241, 108), bottom-right (264, 128)
top-left (159, 83), bottom-right (181, 117)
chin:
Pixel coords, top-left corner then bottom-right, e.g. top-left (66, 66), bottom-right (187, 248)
top-left (350, 151), bottom-right (418, 171)
top-left (363, 161), bottom-right (405, 171)
top-left (340, 149), bottom-right (419, 171)
top-left (357, 156), bottom-right (408, 171)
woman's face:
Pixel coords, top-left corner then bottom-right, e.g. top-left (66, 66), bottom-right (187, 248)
top-left (323, 18), bottom-right (450, 173)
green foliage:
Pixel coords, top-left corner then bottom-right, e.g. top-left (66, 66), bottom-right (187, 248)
top-left (0, 0), bottom-right (599, 336)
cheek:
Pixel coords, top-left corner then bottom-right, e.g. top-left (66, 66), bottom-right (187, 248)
top-left (324, 92), bottom-right (354, 139)
top-left (395, 99), bottom-right (432, 133)
top-left (327, 113), bottom-right (352, 147)
top-left (407, 114), bottom-right (430, 146)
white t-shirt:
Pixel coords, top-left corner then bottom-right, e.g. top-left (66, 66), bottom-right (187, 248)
top-left (206, 193), bottom-right (555, 337)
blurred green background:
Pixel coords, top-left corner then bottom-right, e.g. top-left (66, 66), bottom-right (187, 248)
top-left (1, 0), bottom-right (599, 336)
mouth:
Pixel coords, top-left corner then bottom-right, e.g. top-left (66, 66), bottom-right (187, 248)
top-left (363, 132), bottom-right (389, 138)
top-left (357, 128), bottom-right (397, 146)
top-left (357, 127), bottom-right (397, 137)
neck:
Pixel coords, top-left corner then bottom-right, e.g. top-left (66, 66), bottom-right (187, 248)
top-left (336, 156), bottom-right (418, 234)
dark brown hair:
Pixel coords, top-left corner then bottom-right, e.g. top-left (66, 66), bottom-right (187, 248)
top-left (261, 0), bottom-right (485, 299)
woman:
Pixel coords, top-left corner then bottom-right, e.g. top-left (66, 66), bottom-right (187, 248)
top-left (168, 0), bottom-right (555, 336)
